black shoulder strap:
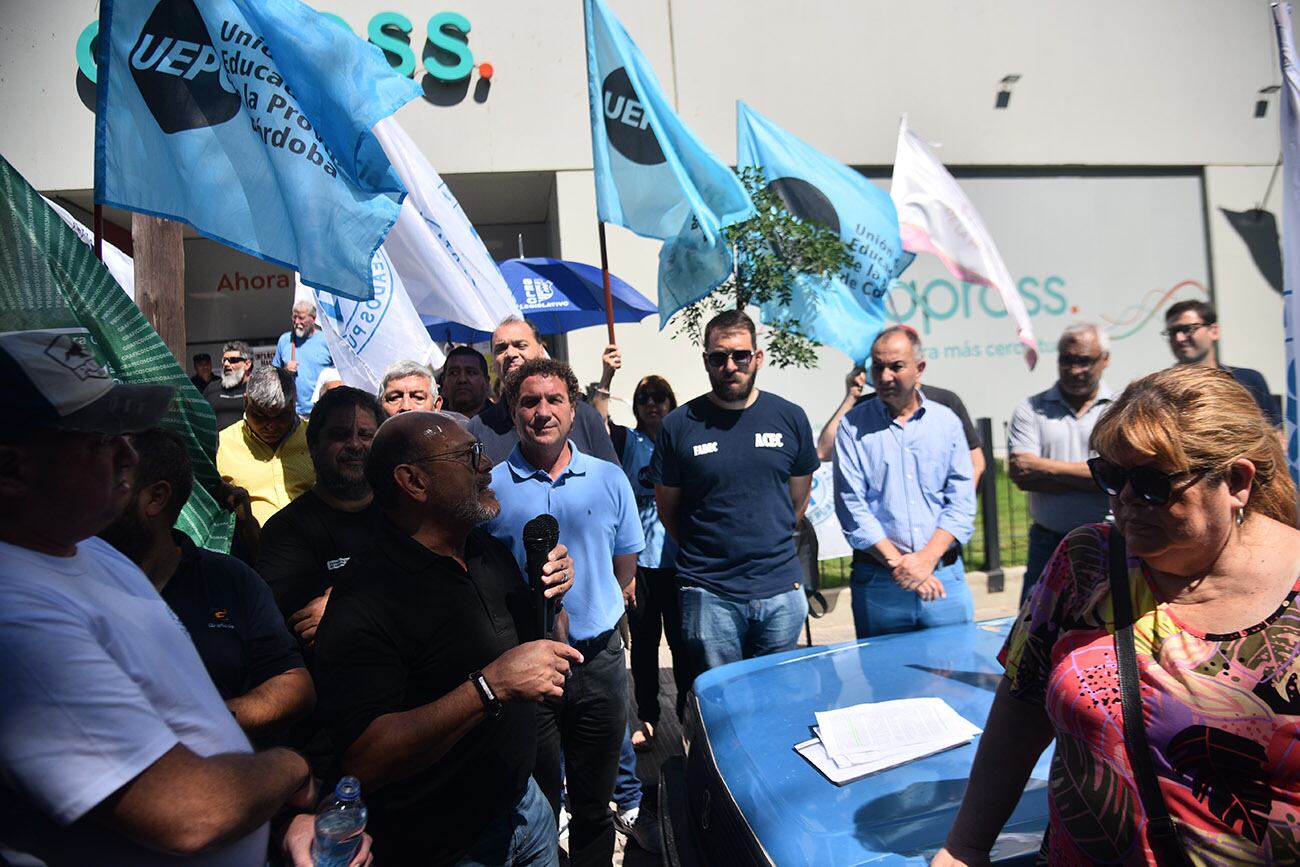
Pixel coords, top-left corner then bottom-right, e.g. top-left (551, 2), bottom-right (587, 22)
top-left (610, 422), bottom-right (628, 461)
top-left (1109, 531), bottom-right (1192, 867)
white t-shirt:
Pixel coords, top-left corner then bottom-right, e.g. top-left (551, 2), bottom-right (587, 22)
top-left (0, 537), bottom-right (269, 866)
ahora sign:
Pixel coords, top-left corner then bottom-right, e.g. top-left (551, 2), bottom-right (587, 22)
top-left (217, 270), bottom-right (291, 292)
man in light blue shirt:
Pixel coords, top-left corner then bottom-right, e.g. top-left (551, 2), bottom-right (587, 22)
top-left (833, 326), bottom-right (975, 638)
top-left (271, 300), bottom-right (333, 417)
top-left (482, 357), bottom-right (643, 867)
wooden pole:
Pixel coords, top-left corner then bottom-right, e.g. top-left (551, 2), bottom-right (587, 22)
top-left (132, 214), bottom-right (187, 363)
top-left (597, 221), bottom-right (616, 344)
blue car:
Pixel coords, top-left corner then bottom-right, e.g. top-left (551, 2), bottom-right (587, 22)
top-left (659, 617), bottom-right (1052, 866)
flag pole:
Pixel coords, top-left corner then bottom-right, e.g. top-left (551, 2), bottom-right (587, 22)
top-left (93, 204), bottom-right (104, 262)
top-left (597, 220), bottom-right (616, 344)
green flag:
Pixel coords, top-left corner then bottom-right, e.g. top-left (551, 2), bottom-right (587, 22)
top-left (0, 154), bottom-right (233, 550)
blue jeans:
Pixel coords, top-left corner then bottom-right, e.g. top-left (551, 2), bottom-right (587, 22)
top-left (612, 725), bottom-right (641, 811)
top-left (455, 777), bottom-right (558, 867)
top-left (850, 557), bottom-right (974, 638)
top-left (680, 584), bottom-right (808, 675)
top-left (1021, 523), bottom-right (1066, 606)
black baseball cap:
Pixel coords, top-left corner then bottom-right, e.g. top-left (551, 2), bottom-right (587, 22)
top-left (0, 328), bottom-right (175, 436)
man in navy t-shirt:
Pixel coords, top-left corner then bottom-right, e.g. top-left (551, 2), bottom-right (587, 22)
top-left (1163, 299), bottom-right (1281, 426)
top-left (652, 311), bottom-right (819, 678)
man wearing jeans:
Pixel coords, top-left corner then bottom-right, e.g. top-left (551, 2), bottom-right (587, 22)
top-left (653, 311), bottom-right (819, 677)
top-left (833, 326), bottom-right (976, 638)
top-left (1008, 323), bottom-right (1114, 605)
top-left (483, 358), bottom-right (643, 867)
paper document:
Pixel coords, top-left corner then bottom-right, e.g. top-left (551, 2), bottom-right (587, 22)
top-left (814, 697), bottom-right (979, 761)
top-left (795, 730), bottom-right (972, 785)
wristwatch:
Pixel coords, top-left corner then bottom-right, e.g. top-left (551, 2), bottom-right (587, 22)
top-left (469, 670), bottom-right (502, 717)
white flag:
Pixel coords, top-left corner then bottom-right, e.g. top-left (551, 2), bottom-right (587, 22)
top-left (301, 263), bottom-right (447, 396)
top-left (372, 118), bottom-right (520, 332)
top-left (42, 197), bottom-right (135, 301)
top-left (890, 116), bottom-right (1037, 369)
top-left (1272, 2), bottom-right (1300, 488)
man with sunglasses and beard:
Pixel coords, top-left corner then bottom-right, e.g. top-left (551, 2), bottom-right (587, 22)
top-left (1008, 323), bottom-right (1115, 605)
top-left (313, 411), bottom-right (577, 866)
top-left (652, 311), bottom-right (819, 678)
top-left (833, 326), bottom-right (976, 638)
top-left (205, 341), bottom-right (254, 431)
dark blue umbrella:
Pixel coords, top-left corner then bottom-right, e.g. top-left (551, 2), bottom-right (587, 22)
top-left (422, 257), bottom-right (656, 343)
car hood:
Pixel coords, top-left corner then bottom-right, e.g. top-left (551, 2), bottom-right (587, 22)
top-left (691, 617), bottom-right (1053, 866)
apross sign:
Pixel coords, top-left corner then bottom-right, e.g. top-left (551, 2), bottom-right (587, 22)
top-left (76, 8), bottom-right (488, 88)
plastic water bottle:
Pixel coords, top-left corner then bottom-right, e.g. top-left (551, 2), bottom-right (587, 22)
top-left (311, 776), bottom-right (367, 867)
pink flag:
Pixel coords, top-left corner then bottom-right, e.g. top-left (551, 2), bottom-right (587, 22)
top-left (890, 116), bottom-right (1037, 369)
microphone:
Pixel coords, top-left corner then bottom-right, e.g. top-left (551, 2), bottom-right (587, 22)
top-left (523, 514), bottom-right (560, 637)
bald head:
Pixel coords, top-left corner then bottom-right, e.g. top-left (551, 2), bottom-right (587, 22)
top-left (367, 411), bottom-right (463, 508)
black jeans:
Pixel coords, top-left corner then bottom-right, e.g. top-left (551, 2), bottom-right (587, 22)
top-left (533, 629), bottom-right (627, 867)
top-left (628, 567), bottom-right (690, 725)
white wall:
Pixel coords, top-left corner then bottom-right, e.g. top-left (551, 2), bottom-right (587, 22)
top-left (1, 0), bottom-right (1284, 187)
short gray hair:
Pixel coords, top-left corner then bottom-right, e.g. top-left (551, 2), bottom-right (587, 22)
top-left (292, 300), bottom-right (316, 317)
top-left (1058, 322), bottom-right (1110, 356)
top-left (246, 366), bottom-right (295, 412)
top-left (222, 340), bottom-right (251, 360)
top-left (872, 324), bottom-right (923, 359)
top-left (381, 360), bottom-right (437, 396)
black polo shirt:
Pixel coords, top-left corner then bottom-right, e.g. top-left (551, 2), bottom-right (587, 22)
top-left (203, 378), bottom-right (247, 431)
top-left (469, 397), bottom-right (620, 465)
top-left (313, 521), bottom-right (541, 866)
top-left (256, 490), bottom-right (383, 621)
top-left (161, 531), bottom-right (304, 701)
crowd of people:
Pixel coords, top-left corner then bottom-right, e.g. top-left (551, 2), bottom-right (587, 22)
top-left (2, 295), bottom-right (1297, 866)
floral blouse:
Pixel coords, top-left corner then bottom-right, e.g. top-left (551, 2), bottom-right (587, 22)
top-left (1000, 523), bottom-right (1300, 865)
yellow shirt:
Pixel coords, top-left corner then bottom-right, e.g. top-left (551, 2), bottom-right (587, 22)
top-left (217, 420), bottom-right (315, 526)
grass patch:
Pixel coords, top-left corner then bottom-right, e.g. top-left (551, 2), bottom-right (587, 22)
top-left (815, 460), bottom-right (1031, 590)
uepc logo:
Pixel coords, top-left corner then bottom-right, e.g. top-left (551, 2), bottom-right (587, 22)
top-left (766, 177), bottom-right (840, 234)
top-left (129, 0), bottom-right (239, 134)
top-left (602, 68), bottom-right (664, 165)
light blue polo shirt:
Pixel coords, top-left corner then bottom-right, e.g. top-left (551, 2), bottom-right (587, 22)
top-left (482, 441), bottom-right (645, 641)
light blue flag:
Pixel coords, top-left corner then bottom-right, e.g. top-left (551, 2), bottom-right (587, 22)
top-left (737, 102), bottom-right (906, 364)
top-left (95, 0), bottom-right (421, 301)
top-left (584, 0), bottom-right (754, 325)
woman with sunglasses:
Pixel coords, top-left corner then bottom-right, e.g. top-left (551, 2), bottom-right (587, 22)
top-left (934, 365), bottom-right (1300, 866)
top-left (604, 370), bottom-right (690, 752)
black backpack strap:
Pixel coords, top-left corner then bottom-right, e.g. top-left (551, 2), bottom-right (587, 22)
top-left (1108, 531), bottom-right (1193, 867)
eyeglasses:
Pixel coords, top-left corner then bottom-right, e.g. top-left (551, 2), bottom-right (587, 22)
top-left (635, 391), bottom-right (670, 405)
top-left (704, 349), bottom-right (754, 369)
top-left (222, 356), bottom-right (248, 364)
top-left (1160, 322), bottom-right (1208, 339)
top-left (1086, 456), bottom-right (1206, 506)
top-left (1057, 354), bottom-right (1101, 369)
top-left (409, 440), bottom-right (488, 471)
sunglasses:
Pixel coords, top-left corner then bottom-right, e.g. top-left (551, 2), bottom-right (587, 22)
top-left (704, 349), bottom-right (754, 369)
top-left (635, 391), bottom-right (670, 405)
top-left (222, 356), bottom-right (248, 364)
top-left (1087, 456), bottom-right (1205, 506)
top-left (410, 440), bottom-right (488, 471)
top-left (1057, 354), bottom-right (1101, 369)
top-left (1160, 322), bottom-right (1208, 339)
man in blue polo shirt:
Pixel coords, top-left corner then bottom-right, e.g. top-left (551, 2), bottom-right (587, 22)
top-left (652, 310), bottom-right (820, 678)
top-left (272, 300), bottom-right (333, 417)
top-left (483, 357), bottom-right (643, 867)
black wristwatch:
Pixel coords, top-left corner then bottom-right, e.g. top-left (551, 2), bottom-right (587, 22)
top-left (469, 670), bottom-right (502, 717)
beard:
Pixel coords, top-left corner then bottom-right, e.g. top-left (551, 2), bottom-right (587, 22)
top-left (221, 369), bottom-right (244, 389)
top-left (316, 449), bottom-right (371, 501)
top-left (293, 324), bottom-right (308, 338)
top-left (452, 483), bottom-right (500, 526)
top-left (99, 507), bottom-right (152, 565)
top-left (710, 369), bottom-right (757, 403)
